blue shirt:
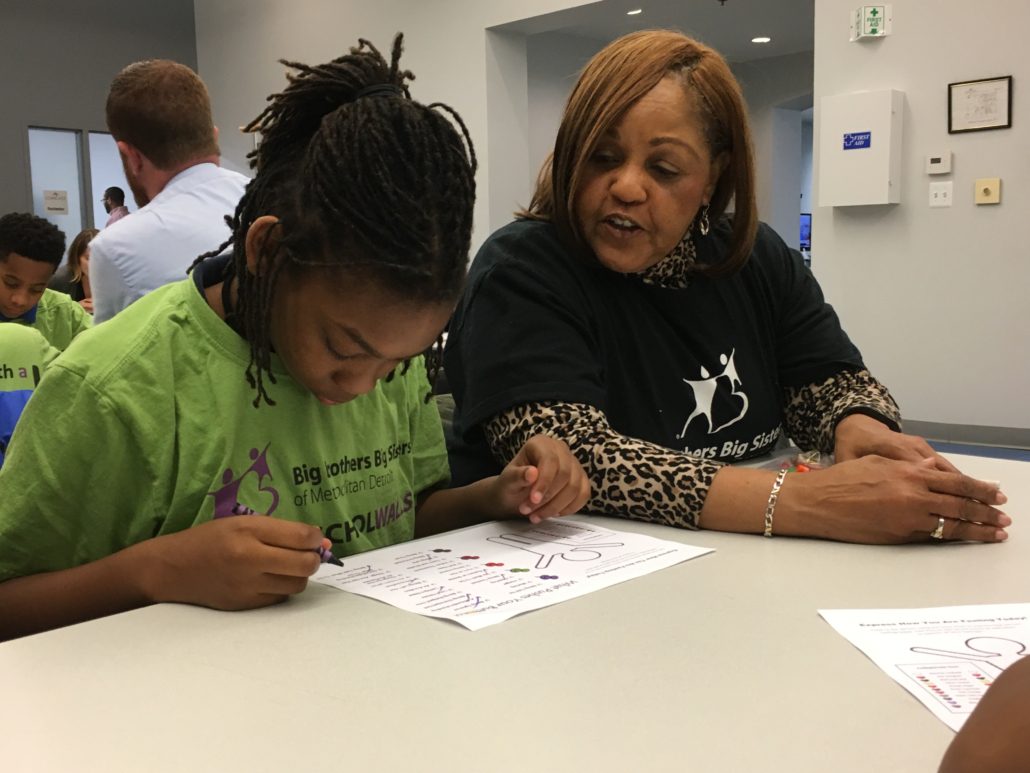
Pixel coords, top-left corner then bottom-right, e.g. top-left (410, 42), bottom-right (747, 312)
top-left (89, 162), bottom-right (248, 323)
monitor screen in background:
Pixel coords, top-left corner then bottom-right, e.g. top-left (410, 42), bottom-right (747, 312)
top-left (800, 213), bottom-right (812, 252)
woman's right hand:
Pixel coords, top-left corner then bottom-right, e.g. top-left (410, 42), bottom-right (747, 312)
top-left (777, 455), bottom-right (1011, 544)
top-left (79, 297), bottom-right (94, 314)
top-left (139, 516), bottom-right (324, 610)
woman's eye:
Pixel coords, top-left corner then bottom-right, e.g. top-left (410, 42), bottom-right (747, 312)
top-left (652, 164), bottom-right (680, 178)
top-left (591, 150), bottom-right (619, 165)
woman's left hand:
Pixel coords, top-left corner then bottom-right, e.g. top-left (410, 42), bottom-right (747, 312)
top-left (494, 435), bottom-right (591, 524)
top-left (834, 413), bottom-right (959, 472)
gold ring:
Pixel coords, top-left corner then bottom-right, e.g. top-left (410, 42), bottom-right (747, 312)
top-left (930, 517), bottom-right (946, 540)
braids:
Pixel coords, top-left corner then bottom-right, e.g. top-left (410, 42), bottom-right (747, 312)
top-left (200, 34), bottom-right (476, 407)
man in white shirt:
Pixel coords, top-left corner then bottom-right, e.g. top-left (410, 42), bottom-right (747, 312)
top-left (89, 59), bottom-right (248, 323)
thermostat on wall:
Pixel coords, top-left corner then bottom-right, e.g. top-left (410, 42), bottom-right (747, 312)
top-left (926, 152), bottom-right (952, 175)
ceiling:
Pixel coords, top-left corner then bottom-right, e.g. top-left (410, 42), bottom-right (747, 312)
top-left (497, 0), bottom-right (814, 64)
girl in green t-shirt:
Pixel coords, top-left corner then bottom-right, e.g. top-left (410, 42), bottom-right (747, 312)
top-left (0, 34), bottom-right (589, 640)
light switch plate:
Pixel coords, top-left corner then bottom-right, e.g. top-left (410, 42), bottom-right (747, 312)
top-left (975, 177), bottom-right (1001, 204)
top-left (929, 181), bottom-right (953, 207)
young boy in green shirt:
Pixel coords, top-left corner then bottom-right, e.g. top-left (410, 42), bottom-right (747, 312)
top-left (0, 212), bottom-right (92, 350)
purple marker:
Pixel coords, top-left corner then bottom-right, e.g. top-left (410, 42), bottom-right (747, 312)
top-left (318, 541), bottom-right (343, 566)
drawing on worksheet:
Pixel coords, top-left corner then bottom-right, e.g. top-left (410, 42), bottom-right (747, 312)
top-left (485, 531), bottom-right (625, 569)
top-left (910, 636), bottom-right (1026, 675)
top-left (820, 604), bottom-right (1030, 731)
top-left (896, 637), bottom-right (1026, 715)
top-left (312, 519), bottom-right (713, 631)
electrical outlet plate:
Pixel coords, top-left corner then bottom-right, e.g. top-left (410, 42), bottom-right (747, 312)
top-left (975, 177), bottom-right (1001, 205)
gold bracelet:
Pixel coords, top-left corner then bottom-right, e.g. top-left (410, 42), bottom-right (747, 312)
top-left (764, 469), bottom-right (789, 538)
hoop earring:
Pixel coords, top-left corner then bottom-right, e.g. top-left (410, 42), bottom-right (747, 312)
top-left (697, 205), bottom-right (710, 237)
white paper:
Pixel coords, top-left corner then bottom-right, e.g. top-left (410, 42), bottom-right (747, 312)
top-left (313, 519), bottom-right (712, 630)
top-left (820, 604), bottom-right (1030, 731)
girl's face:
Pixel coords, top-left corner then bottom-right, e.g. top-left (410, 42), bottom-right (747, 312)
top-left (573, 76), bottom-right (722, 273)
top-left (79, 248), bottom-right (91, 280)
top-left (269, 266), bottom-right (452, 406)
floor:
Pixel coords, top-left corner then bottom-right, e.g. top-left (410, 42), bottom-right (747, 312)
top-left (927, 441), bottom-right (1030, 463)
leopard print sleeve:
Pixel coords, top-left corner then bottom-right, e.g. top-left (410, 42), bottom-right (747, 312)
top-left (483, 402), bottom-right (723, 529)
top-left (782, 368), bottom-right (902, 453)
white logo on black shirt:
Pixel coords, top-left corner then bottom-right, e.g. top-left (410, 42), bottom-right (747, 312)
top-left (677, 349), bottom-right (749, 438)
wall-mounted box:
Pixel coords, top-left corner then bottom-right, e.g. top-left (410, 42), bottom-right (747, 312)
top-left (818, 89), bottom-right (904, 206)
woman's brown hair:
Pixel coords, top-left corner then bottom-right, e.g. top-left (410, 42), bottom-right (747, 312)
top-left (522, 29), bottom-right (757, 276)
top-left (67, 228), bottom-right (98, 283)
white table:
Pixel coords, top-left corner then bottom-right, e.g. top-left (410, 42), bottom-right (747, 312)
top-left (2, 454), bottom-right (1027, 772)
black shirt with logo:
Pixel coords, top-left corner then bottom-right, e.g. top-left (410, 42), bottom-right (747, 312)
top-left (444, 218), bottom-right (865, 485)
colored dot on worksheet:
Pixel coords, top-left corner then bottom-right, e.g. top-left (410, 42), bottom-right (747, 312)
top-left (461, 556), bottom-right (479, 560)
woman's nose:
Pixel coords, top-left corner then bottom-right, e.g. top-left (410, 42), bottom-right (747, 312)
top-left (609, 165), bottom-right (647, 205)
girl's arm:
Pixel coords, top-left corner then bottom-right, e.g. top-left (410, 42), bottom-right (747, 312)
top-left (415, 435), bottom-right (590, 537)
top-left (0, 517), bottom-right (325, 642)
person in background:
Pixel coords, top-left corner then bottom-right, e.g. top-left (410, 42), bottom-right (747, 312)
top-left (938, 655), bottom-right (1030, 772)
top-left (65, 228), bottom-right (99, 313)
top-left (0, 324), bottom-right (58, 468)
top-left (101, 186), bottom-right (130, 227)
top-left (88, 59), bottom-right (248, 322)
top-left (444, 29), bottom-right (1009, 545)
top-left (0, 213), bottom-right (91, 351)
top-left (0, 34), bottom-right (589, 642)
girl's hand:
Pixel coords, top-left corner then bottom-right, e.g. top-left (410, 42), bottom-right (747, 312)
top-left (79, 297), bottom-right (94, 314)
top-left (141, 516), bottom-right (324, 610)
top-left (778, 455), bottom-right (1011, 544)
top-left (493, 435), bottom-right (590, 524)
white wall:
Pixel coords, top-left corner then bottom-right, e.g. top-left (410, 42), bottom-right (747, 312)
top-left (193, 0), bottom-right (594, 252)
top-left (526, 32), bottom-right (603, 189)
top-left (732, 52), bottom-right (814, 248)
top-left (813, 0), bottom-right (1029, 434)
top-left (800, 118), bottom-right (813, 214)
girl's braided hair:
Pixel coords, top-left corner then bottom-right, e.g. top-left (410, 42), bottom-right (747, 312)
top-left (195, 33), bottom-right (476, 406)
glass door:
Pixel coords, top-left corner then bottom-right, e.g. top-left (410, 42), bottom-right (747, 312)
top-left (27, 127), bottom-right (84, 240)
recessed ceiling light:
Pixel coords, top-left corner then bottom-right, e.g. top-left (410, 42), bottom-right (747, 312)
top-left (627, 9), bottom-right (643, 15)
top-left (751, 36), bottom-right (771, 43)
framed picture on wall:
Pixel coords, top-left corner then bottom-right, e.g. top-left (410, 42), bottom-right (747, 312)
top-left (948, 75), bottom-right (1012, 133)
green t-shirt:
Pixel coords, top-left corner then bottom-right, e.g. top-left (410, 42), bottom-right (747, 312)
top-left (18, 289), bottom-right (93, 351)
top-left (1, 324), bottom-right (59, 466)
top-left (0, 273), bottom-right (450, 580)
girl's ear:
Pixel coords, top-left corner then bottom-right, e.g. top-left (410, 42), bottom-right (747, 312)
top-left (244, 215), bottom-right (281, 276)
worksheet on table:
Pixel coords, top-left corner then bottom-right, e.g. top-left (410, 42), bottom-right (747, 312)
top-left (313, 518), bottom-right (712, 630)
top-left (820, 604), bottom-right (1030, 731)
